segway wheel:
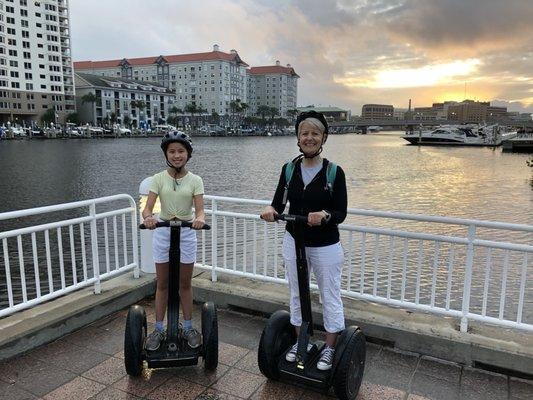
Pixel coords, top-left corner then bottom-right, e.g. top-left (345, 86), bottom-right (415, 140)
top-left (124, 305), bottom-right (147, 376)
top-left (332, 327), bottom-right (366, 400)
top-left (202, 301), bottom-right (218, 371)
top-left (258, 310), bottom-right (296, 380)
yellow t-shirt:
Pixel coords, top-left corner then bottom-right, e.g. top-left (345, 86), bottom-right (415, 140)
top-left (149, 170), bottom-right (204, 221)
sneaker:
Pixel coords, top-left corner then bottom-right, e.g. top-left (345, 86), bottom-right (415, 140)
top-left (183, 328), bottom-right (202, 348)
top-left (145, 329), bottom-right (166, 351)
top-left (317, 346), bottom-right (335, 371)
top-left (285, 341), bottom-right (313, 362)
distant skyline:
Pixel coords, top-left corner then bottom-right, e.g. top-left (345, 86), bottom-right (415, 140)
top-left (70, 0), bottom-right (533, 114)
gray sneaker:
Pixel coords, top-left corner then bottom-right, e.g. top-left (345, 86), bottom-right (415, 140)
top-left (183, 328), bottom-right (202, 348)
top-left (145, 329), bottom-right (166, 351)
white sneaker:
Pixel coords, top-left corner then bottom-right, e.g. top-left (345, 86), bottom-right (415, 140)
top-left (317, 346), bottom-right (335, 371)
top-left (285, 341), bottom-right (313, 362)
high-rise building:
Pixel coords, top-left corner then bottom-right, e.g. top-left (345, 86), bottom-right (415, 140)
top-left (74, 45), bottom-right (249, 116)
top-left (0, 0), bottom-right (75, 124)
top-left (247, 61), bottom-right (299, 118)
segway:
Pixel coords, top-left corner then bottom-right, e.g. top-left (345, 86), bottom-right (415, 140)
top-left (258, 214), bottom-right (365, 400)
top-left (124, 220), bottom-right (218, 375)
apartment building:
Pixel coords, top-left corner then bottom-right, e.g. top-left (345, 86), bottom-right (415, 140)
top-left (74, 45), bottom-right (249, 116)
top-left (0, 0), bottom-right (75, 124)
top-left (247, 61), bottom-right (299, 118)
top-left (75, 72), bottom-right (175, 127)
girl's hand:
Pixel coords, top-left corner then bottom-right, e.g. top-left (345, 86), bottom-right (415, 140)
top-left (143, 216), bottom-right (158, 230)
top-left (307, 211), bottom-right (326, 226)
top-left (260, 206), bottom-right (278, 222)
top-left (191, 217), bottom-right (205, 230)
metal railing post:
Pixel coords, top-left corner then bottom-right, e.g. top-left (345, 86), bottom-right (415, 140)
top-left (210, 199), bottom-right (218, 282)
top-left (460, 224), bottom-right (476, 332)
top-left (130, 200), bottom-right (139, 278)
top-left (89, 203), bottom-right (101, 294)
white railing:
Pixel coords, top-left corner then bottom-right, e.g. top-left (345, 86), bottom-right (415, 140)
top-left (196, 195), bottom-right (533, 333)
top-left (0, 195), bottom-right (139, 318)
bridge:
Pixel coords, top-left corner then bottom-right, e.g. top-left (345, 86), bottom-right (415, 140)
top-left (329, 119), bottom-right (533, 133)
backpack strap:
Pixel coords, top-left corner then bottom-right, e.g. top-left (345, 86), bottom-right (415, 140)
top-left (325, 161), bottom-right (337, 195)
top-left (282, 160), bottom-right (296, 206)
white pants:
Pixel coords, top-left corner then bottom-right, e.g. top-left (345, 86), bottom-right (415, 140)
top-left (282, 231), bottom-right (345, 333)
top-left (152, 223), bottom-right (197, 264)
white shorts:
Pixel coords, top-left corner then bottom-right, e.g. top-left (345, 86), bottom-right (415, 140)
top-left (283, 231), bottom-right (345, 333)
top-left (152, 223), bottom-right (197, 264)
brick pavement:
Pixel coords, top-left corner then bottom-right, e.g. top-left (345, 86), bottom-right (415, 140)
top-left (0, 298), bottom-right (531, 400)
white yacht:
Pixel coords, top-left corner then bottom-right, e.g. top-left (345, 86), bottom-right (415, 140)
top-left (402, 125), bottom-right (517, 146)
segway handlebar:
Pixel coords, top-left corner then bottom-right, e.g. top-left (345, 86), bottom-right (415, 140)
top-left (139, 221), bottom-right (211, 230)
top-left (273, 214), bottom-right (309, 224)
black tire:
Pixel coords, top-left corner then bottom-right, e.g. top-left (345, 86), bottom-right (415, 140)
top-left (332, 327), bottom-right (366, 400)
top-left (202, 301), bottom-right (218, 371)
top-left (124, 305), bottom-right (147, 376)
top-left (257, 310), bottom-right (296, 380)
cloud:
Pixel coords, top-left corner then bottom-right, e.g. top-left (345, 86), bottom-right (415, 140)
top-left (70, 0), bottom-right (533, 113)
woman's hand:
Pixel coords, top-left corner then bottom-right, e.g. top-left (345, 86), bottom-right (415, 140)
top-left (191, 217), bottom-right (205, 230)
top-left (143, 216), bottom-right (158, 230)
top-left (260, 206), bottom-right (278, 222)
top-left (307, 211), bottom-right (327, 226)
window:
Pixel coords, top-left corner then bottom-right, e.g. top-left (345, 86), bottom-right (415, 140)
top-left (7, 27), bottom-right (16, 34)
top-left (7, 17), bottom-right (15, 24)
top-left (11, 82), bottom-right (20, 89)
top-left (24, 62), bottom-right (32, 69)
top-left (8, 49), bottom-right (17, 56)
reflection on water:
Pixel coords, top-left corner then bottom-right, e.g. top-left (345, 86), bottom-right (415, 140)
top-left (0, 134), bottom-right (531, 321)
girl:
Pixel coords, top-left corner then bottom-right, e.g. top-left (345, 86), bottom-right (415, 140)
top-left (142, 131), bottom-right (205, 351)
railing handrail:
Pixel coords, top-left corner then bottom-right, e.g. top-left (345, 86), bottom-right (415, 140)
top-left (0, 194), bottom-right (136, 221)
top-left (204, 194), bottom-right (533, 233)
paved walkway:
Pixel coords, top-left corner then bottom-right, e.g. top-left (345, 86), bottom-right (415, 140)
top-left (0, 298), bottom-right (531, 400)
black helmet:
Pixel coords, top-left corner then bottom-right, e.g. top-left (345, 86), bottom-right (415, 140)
top-left (161, 130), bottom-right (193, 159)
top-left (295, 110), bottom-right (329, 140)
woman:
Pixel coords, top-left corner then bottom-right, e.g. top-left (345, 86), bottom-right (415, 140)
top-left (261, 111), bottom-right (347, 371)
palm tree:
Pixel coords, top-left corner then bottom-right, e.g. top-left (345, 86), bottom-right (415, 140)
top-left (185, 103), bottom-right (201, 128)
top-left (81, 92), bottom-right (96, 105)
top-left (256, 105), bottom-right (271, 123)
top-left (287, 108), bottom-right (299, 122)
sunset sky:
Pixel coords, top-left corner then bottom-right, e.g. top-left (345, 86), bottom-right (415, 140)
top-left (71, 0), bottom-right (533, 114)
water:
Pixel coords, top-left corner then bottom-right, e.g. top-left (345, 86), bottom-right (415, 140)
top-left (1, 133), bottom-right (532, 322)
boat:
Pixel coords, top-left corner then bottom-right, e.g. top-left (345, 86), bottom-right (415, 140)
top-left (402, 125), bottom-right (517, 146)
top-left (502, 132), bottom-right (533, 152)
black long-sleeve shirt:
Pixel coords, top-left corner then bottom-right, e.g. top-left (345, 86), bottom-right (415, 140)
top-left (271, 158), bottom-right (347, 247)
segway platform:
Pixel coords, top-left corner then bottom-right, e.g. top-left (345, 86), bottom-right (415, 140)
top-left (145, 339), bottom-right (200, 369)
top-left (278, 341), bottom-right (331, 391)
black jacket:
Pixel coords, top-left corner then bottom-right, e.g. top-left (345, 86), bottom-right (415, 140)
top-left (271, 158), bottom-right (347, 246)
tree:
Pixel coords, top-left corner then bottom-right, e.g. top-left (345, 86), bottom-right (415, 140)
top-left (81, 92), bottom-right (96, 105)
top-left (110, 112), bottom-right (117, 125)
top-left (123, 115), bottom-right (131, 127)
top-left (256, 105), bottom-right (271, 122)
top-left (185, 103), bottom-right (204, 127)
top-left (41, 108), bottom-right (55, 125)
top-left (287, 108), bottom-right (299, 121)
top-left (268, 107), bottom-right (279, 122)
top-left (66, 112), bottom-right (80, 124)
